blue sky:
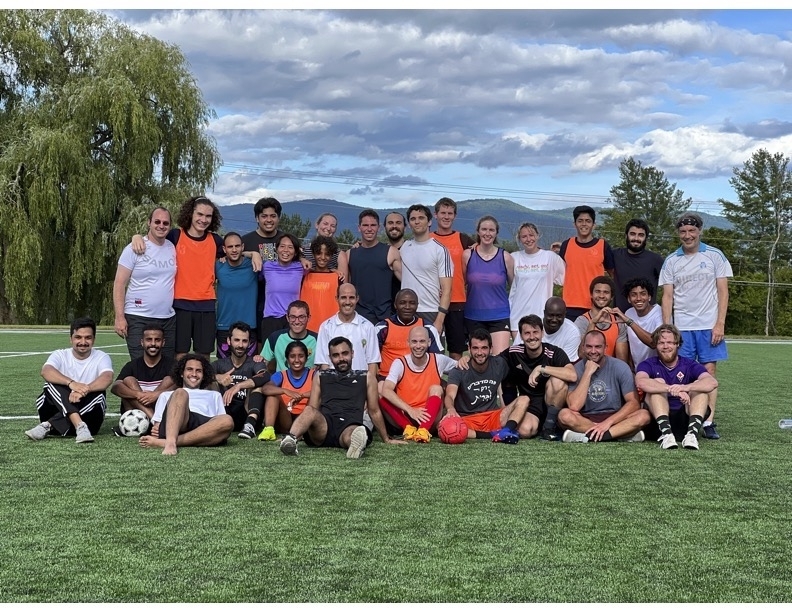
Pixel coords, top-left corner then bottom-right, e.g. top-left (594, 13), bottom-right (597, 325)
top-left (108, 9), bottom-right (792, 215)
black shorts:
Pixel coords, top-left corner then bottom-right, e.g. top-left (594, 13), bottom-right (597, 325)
top-left (444, 304), bottom-right (467, 355)
top-left (643, 406), bottom-right (712, 442)
top-left (565, 307), bottom-right (588, 322)
top-left (225, 400), bottom-right (248, 432)
top-left (175, 309), bottom-right (216, 355)
top-left (215, 329), bottom-right (258, 359)
top-left (464, 317), bottom-right (511, 336)
top-left (259, 316), bottom-right (288, 346)
top-left (158, 410), bottom-right (211, 438)
top-left (525, 395), bottom-right (546, 420)
top-left (125, 313), bottom-right (176, 361)
top-left (304, 409), bottom-right (368, 448)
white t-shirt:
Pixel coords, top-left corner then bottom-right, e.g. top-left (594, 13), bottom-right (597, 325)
top-left (508, 249), bottom-right (565, 328)
top-left (541, 319), bottom-right (581, 362)
top-left (151, 388), bottom-right (225, 423)
top-left (385, 353), bottom-right (458, 385)
top-left (399, 238), bottom-right (454, 312)
top-left (118, 238), bottom-right (177, 318)
top-left (314, 313), bottom-right (382, 370)
top-left (45, 348), bottom-right (113, 383)
top-left (625, 303), bottom-right (663, 366)
top-left (658, 243), bottom-right (733, 330)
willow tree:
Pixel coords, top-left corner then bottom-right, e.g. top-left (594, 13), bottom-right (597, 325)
top-left (0, 10), bottom-right (220, 323)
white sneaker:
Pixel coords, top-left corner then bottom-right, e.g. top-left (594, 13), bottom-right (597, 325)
top-left (279, 434), bottom-right (298, 456)
top-left (562, 430), bottom-right (589, 443)
top-left (682, 432), bottom-right (699, 450)
top-left (346, 426), bottom-right (368, 459)
top-left (75, 423), bottom-right (94, 443)
top-left (622, 431), bottom-right (645, 442)
top-left (659, 433), bottom-right (678, 450)
top-left (25, 421), bottom-right (51, 441)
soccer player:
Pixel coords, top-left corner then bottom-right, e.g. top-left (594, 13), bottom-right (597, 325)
top-left (258, 340), bottom-right (314, 439)
top-left (111, 325), bottom-right (176, 426)
top-left (559, 205), bottom-right (615, 321)
top-left (443, 329), bottom-right (535, 443)
top-left (573, 276), bottom-right (629, 363)
top-left (611, 218), bottom-right (664, 312)
top-left (25, 317), bottom-right (114, 444)
top-left (215, 232), bottom-right (259, 358)
top-left (212, 322), bottom-right (270, 436)
top-left (379, 326), bottom-right (458, 442)
top-left (635, 324), bottom-right (719, 450)
top-left (659, 211), bottom-right (733, 439)
top-left (540, 297), bottom-right (581, 363)
top-left (559, 330), bottom-right (650, 443)
top-left (384, 211), bottom-right (407, 250)
top-left (259, 300), bottom-right (318, 373)
top-left (616, 277), bottom-right (663, 369)
top-left (113, 206), bottom-right (177, 360)
top-left (300, 236), bottom-right (344, 332)
top-left (279, 336), bottom-right (404, 458)
top-left (302, 213), bottom-right (348, 279)
top-left (140, 354), bottom-right (234, 455)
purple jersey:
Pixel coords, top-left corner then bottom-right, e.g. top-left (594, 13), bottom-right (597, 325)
top-left (636, 355), bottom-right (708, 412)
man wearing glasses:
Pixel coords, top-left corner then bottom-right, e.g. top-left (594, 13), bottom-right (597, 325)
top-left (113, 207), bottom-right (177, 360)
top-left (258, 300), bottom-right (318, 373)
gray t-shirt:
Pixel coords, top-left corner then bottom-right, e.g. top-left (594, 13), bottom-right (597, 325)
top-left (447, 356), bottom-right (509, 415)
top-left (569, 356), bottom-right (635, 415)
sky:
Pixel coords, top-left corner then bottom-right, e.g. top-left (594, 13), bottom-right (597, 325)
top-left (106, 8), bottom-right (792, 215)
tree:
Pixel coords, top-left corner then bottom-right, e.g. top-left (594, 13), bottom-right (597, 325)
top-left (599, 157), bottom-right (692, 255)
top-left (277, 213), bottom-right (312, 240)
top-left (0, 10), bottom-right (220, 323)
top-left (719, 149), bottom-right (792, 335)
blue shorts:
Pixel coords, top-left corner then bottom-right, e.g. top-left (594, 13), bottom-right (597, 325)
top-left (680, 330), bottom-right (728, 364)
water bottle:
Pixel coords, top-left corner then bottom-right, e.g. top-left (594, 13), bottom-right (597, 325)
top-left (780, 419), bottom-right (792, 429)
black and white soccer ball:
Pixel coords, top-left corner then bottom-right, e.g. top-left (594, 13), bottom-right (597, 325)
top-left (118, 409), bottom-right (151, 437)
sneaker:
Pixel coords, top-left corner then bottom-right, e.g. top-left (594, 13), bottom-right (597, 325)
top-left (346, 425), bottom-right (368, 459)
top-left (539, 429), bottom-right (562, 442)
top-left (682, 432), bottom-right (699, 450)
top-left (491, 427), bottom-right (519, 444)
top-left (258, 425), bottom-right (277, 441)
top-left (402, 424), bottom-right (418, 441)
top-left (622, 431), bottom-right (645, 443)
top-left (280, 434), bottom-right (298, 456)
top-left (562, 430), bottom-right (589, 443)
top-left (659, 433), bottom-right (678, 450)
top-left (238, 423), bottom-right (256, 439)
top-left (412, 427), bottom-right (432, 443)
top-left (702, 423), bottom-right (720, 439)
top-left (75, 423), bottom-right (94, 444)
top-left (111, 425), bottom-right (125, 438)
top-left (25, 421), bottom-right (51, 441)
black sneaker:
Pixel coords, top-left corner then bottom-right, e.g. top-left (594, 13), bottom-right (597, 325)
top-left (539, 429), bottom-right (561, 442)
top-left (702, 423), bottom-right (720, 439)
top-left (111, 425), bottom-right (126, 438)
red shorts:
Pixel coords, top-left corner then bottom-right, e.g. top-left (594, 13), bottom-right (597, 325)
top-left (460, 409), bottom-right (502, 433)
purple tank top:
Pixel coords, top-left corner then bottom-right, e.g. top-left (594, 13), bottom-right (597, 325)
top-left (465, 247), bottom-right (510, 321)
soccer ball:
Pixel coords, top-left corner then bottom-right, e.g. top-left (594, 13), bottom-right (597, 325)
top-left (438, 416), bottom-right (468, 444)
top-left (118, 409), bottom-right (151, 437)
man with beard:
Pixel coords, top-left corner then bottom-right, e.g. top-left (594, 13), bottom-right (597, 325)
top-left (573, 276), bottom-right (629, 363)
top-left (212, 322), bottom-right (270, 435)
top-left (541, 297), bottom-right (581, 363)
top-left (215, 232), bottom-right (259, 358)
top-left (111, 325), bottom-right (176, 433)
top-left (279, 336), bottom-right (404, 458)
top-left (384, 211), bottom-right (407, 250)
top-left (559, 330), bottom-right (650, 443)
top-left (612, 219), bottom-right (664, 312)
top-left (635, 324), bottom-right (719, 450)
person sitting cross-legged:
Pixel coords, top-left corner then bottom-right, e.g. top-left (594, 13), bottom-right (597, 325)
top-left (257, 340), bottom-right (314, 440)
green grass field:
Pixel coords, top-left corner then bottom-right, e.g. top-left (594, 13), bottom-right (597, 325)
top-left (1, 329), bottom-right (791, 602)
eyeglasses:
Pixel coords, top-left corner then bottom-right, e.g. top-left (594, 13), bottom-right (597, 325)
top-left (288, 314), bottom-right (308, 321)
top-left (151, 220), bottom-right (170, 226)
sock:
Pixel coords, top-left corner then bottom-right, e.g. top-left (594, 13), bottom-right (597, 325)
top-left (475, 431), bottom-right (490, 439)
top-left (505, 420), bottom-right (518, 432)
top-left (425, 395), bottom-right (443, 425)
top-left (703, 420), bottom-right (713, 427)
top-left (543, 405), bottom-right (560, 431)
top-left (246, 394), bottom-right (265, 427)
top-left (655, 415), bottom-right (672, 437)
top-left (688, 415), bottom-right (704, 437)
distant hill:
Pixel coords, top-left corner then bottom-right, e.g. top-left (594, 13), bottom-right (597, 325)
top-left (218, 198), bottom-right (730, 249)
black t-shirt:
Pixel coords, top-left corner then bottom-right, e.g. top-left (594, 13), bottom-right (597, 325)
top-left (498, 342), bottom-right (571, 397)
top-left (116, 356), bottom-right (175, 391)
top-left (212, 357), bottom-right (270, 404)
top-left (318, 369), bottom-right (368, 422)
top-left (611, 247), bottom-right (664, 311)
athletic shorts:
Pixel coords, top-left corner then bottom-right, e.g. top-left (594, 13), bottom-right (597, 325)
top-left (565, 307), bottom-right (587, 322)
top-left (680, 330), bottom-right (728, 364)
top-left (259, 316), bottom-right (288, 346)
top-left (125, 313), bottom-right (176, 361)
top-left (580, 411), bottom-right (617, 424)
top-left (444, 304), bottom-right (467, 355)
top-left (304, 409), bottom-right (368, 448)
top-left (175, 309), bottom-right (216, 355)
top-left (464, 317), bottom-right (510, 336)
top-left (460, 408), bottom-right (502, 433)
top-left (524, 395), bottom-right (546, 420)
top-left (644, 406), bottom-right (711, 442)
top-left (157, 410), bottom-right (212, 438)
top-left (215, 329), bottom-right (258, 360)
top-left (417, 311), bottom-right (438, 326)
top-left (225, 401), bottom-right (248, 432)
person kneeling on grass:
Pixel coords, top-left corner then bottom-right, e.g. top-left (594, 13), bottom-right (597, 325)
top-left (443, 328), bottom-right (534, 443)
top-left (635, 324), bottom-right (719, 451)
top-left (140, 353), bottom-right (233, 455)
top-left (558, 329), bottom-right (650, 443)
top-left (280, 336), bottom-right (404, 458)
top-left (25, 317), bottom-right (114, 444)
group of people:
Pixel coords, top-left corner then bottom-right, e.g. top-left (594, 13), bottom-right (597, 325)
top-left (24, 195), bottom-right (732, 457)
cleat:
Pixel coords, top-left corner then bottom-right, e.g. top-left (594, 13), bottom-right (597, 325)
top-left (539, 429), bottom-right (562, 442)
top-left (280, 434), bottom-right (298, 456)
top-left (75, 423), bottom-right (94, 444)
top-left (682, 432), bottom-right (699, 450)
top-left (112, 425), bottom-right (125, 438)
top-left (702, 423), bottom-right (720, 439)
top-left (346, 426), bottom-right (368, 459)
top-left (238, 423), bottom-right (256, 439)
top-left (491, 427), bottom-right (519, 444)
top-left (25, 422), bottom-right (51, 441)
top-left (659, 433), bottom-right (678, 450)
top-left (562, 430), bottom-right (589, 443)
top-left (412, 427), bottom-right (432, 443)
top-left (623, 431), bottom-right (645, 443)
top-left (402, 424), bottom-right (418, 441)
top-left (258, 425), bottom-right (277, 441)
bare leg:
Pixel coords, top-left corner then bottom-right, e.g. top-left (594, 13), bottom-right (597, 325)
top-left (173, 414), bottom-right (233, 447)
top-left (160, 389), bottom-right (190, 455)
top-left (490, 331), bottom-right (511, 356)
top-left (289, 405), bottom-right (329, 445)
top-left (703, 362), bottom-right (717, 421)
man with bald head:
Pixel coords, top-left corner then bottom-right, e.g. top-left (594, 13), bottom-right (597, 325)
top-left (379, 326), bottom-right (457, 442)
top-left (541, 297), bottom-right (581, 363)
top-left (314, 283), bottom-right (381, 377)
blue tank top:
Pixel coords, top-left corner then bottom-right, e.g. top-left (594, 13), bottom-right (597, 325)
top-left (465, 247), bottom-right (510, 321)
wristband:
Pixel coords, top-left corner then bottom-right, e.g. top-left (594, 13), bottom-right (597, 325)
top-left (67, 380), bottom-right (74, 389)
top-left (625, 319), bottom-right (634, 327)
top-left (437, 307), bottom-right (449, 315)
